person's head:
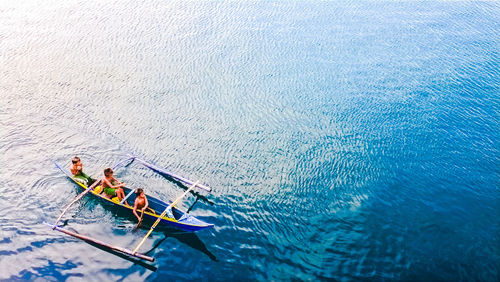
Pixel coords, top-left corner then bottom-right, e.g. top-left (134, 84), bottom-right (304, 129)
top-left (135, 188), bottom-right (144, 196)
top-left (72, 156), bottom-right (81, 164)
top-left (104, 167), bottom-right (113, 177)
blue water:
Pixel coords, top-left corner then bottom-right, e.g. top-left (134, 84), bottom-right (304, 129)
top-left (0, 0), bottom-right (499, 281)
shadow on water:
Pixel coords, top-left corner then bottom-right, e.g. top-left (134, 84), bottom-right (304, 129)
top-left (143, 229), bottom-right (217, 262)
top-left (186, 197), bottom-right (199, 213)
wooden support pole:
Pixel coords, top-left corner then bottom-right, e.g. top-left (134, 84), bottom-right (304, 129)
top-left (54, 179), bottom-right (101, 226)
top-left (45, 222), bottom-right (154, 262)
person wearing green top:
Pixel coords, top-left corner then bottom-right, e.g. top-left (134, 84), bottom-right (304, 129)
top-left (101, 167), bottom-right (128, 205)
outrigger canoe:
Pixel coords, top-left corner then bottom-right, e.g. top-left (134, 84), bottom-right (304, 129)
top-left (54, 162), bottom-right (214, 232)
top-left (48, 157), bottom-right (214, 262)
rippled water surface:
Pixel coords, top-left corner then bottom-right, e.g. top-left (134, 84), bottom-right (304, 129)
top-left (1, 0), bottom-right (499, 281)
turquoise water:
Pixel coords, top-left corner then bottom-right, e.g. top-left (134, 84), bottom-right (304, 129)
top-left (0, 0), bottom-right (499, 280)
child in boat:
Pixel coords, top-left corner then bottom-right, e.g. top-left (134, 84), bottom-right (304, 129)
top-left (133, 188), bottom-right (149, 227)
top-left (101, 167), bottom-right (128, 205)
top-left (70, 156), bottom-right (95, 185)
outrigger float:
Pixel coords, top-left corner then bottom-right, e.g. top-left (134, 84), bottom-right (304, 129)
top-left (46, 156), bottom-right (214, 262)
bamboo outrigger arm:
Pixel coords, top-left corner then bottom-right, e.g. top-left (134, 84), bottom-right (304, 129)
top-left (53, 178), bottom-right (101, 227)
top-left (126, 155), bottom-right (212, 192)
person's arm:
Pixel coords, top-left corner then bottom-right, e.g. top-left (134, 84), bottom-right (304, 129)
top-left (133, 201), bottom-right (140, 221)
top-left (111, 176), bottom-right (125, 187)
top-left (103, 178), bottom-right (125, 188)
top-left (141, 197), bottom-right (149, 212)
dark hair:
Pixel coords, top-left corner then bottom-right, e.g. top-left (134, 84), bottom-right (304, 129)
top-left (104, 167), bottom-right (113, 176)
top-left (135, 188), bottom-right (144, 195)
top-left (72, 156), bottom-right (80, 164)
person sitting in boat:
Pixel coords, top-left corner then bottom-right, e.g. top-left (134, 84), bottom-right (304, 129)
top-left (101, 167), bottom-right (128, 205)
top-left (133, 188), bottom-right (149, 227)
top-left (70, 156), bottom-right (95, 186)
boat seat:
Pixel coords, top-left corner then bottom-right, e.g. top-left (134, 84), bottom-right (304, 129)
top-left (93, 185), bottom-right (103, 194)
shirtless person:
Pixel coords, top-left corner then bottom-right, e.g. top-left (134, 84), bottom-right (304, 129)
top-left (70, 156), bottom-right (94, 185)
top-left (101, 167), bottom-right (128, 205)
top-left (133, 188), bottom-right (149, 227)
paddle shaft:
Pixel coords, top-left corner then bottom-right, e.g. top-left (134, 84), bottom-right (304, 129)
top-left (54, 179), bottom-right (101, 226)
top-left (132, 181), bottom-right (200, 254)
